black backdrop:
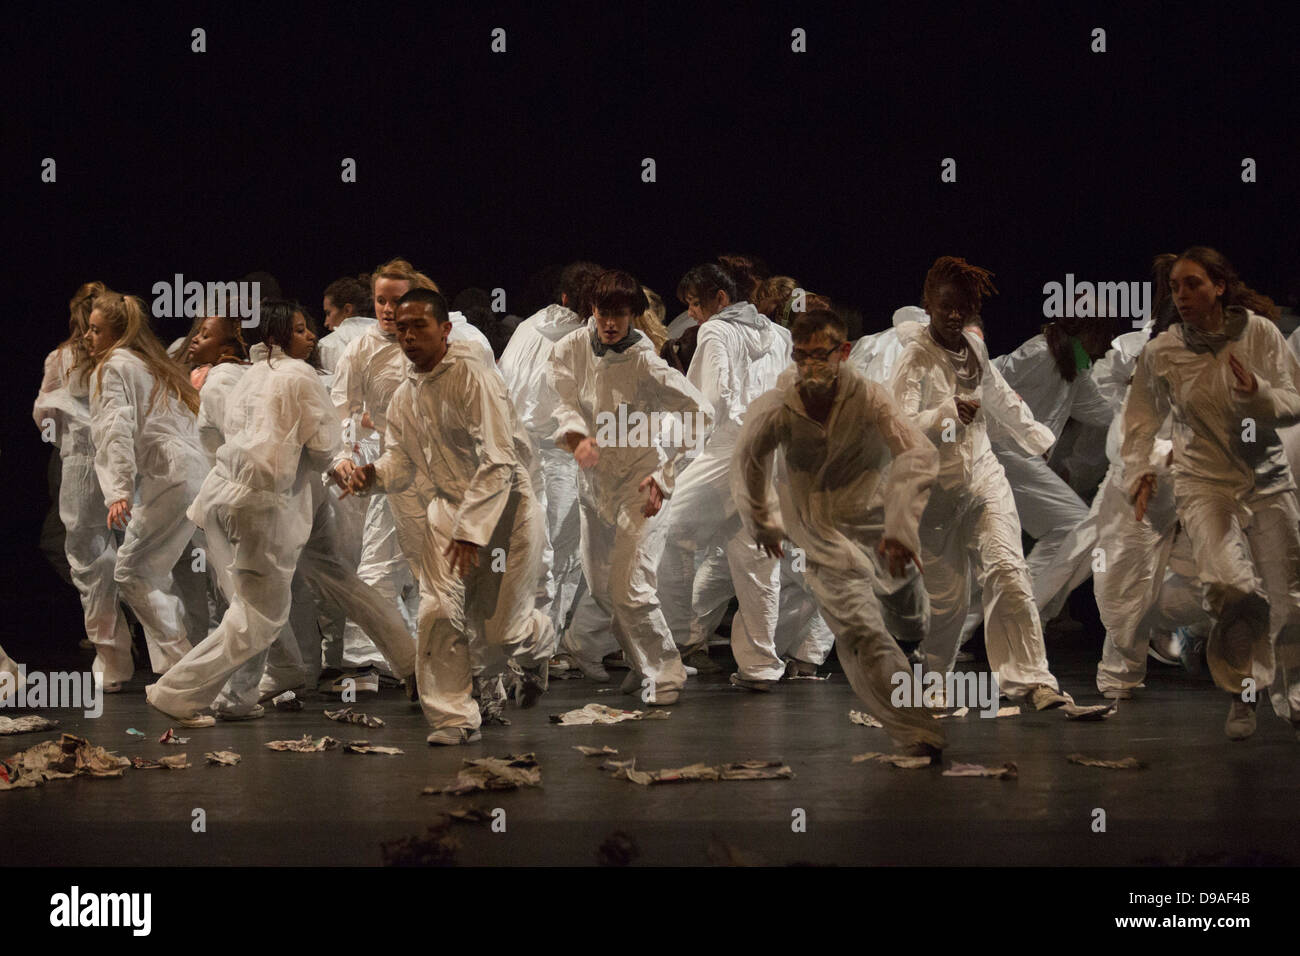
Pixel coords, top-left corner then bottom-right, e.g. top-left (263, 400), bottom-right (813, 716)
top-left (4, 0), bottom-right (1298, 660)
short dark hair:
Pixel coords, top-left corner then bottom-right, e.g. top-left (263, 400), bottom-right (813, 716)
top-left (677, 263), bottom-right (739, 306)
top-left (397, 287), bottom-right (450, 324)
top-left (324, 276), bottom-right (371, 316)
top-left (790, 308), bottom-right (846, 345)
top-left (556, 261), bottom-right (604, 314)
top-left (591, 270), bottom-right (648, 316)
top-left (252, 298), bottom-right (300, 350)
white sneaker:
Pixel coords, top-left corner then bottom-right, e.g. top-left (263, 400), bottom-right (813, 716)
top-left (427, 727), bottom-right (483, 746)
top-left (1225, 698), bottom-right (1257, 740)
top-left (217, 704), bottom-right (265, 722)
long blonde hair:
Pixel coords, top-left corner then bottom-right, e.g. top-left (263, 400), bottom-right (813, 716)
top-left (62, 281), bottom-right (106, 376)
top-left (91, 291), bottom-right (200, 415)
top-left (636, 286), bottom-right (669, 351)
top-left (370, 257), bottom-right (440, 293)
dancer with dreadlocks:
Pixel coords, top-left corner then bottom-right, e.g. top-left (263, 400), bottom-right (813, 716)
top-left (1124, 246), bottom-right (1300, 740)
top-left (889, 257), bottom-right (1075, 710)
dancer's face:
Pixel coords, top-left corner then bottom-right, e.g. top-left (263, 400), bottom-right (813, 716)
top-left (1170, 260), bottom-right (1225, 329)
top-left (84, 309), bottom-right (119, 360)
top-left (924, 282), bottom-right (975, 350)
top-left (593, 307), bottom-right (632, 345)
top-left (374, 278), bottom-right (412, 333)
top-left (286, 312), bottom-right (316, 360)
top-left (323, 295), bottom-right (351, 331)
top-left (792, 329), bottom-right (849, 395)
top-left (395, 301), bottom-right (449, 372)
top-left (684, 288), bottom-right (728, 325)
top-left (188, 317), bottom-right (234, 366)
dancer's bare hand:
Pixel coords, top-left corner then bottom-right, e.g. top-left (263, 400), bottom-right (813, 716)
top-left (755, 527), bottom-right (785, 559)
top-left (574, 436), bottom-right (600, 469)
top-left (343, 463), bottom-right (375, 498)
top-left (1133, 473), bottom-right (1156, 522)
top-left (331, 460), bottom-right (356, 491)
top-left (1228, 353), bottom-right (1257, 396)
top-left (444, 538), bottom-right (480, 578)
top-left (107, 499), bottom-right (131, 531)
top-left (639, 475), bottom-right (664, 517)
top-left (878, 537), bottom-right (921, 577)
top-left (955, 398), bottom-right (980, 425)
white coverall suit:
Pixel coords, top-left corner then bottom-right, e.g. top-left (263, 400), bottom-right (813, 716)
top-left (732, 362), bottom-right (943, 747)
top-left (90, 350), bottom-right (208, 676)
top-left (549, 323), bottom-right (713, 699)
top-left (890, 323), bottom-right (1064, 697)
top-left (33, 347), bottom-right (133, 682)
top-left (659, 302), bottom-right (790, 680)
top-left (499, 303), bottom-right (589, 641)
top-left (990, 334), bottom-right (1115, 621)
top-left (146, 345), bottom-right (341, 718)
top-left (1123, 308), bottom-right (1300, 721)
top-left (368, 341), bottom-right (551, 731)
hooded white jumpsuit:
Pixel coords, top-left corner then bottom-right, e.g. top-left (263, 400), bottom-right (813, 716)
top-left (848, 306), bottom-right (930, 385)
top-left (549, 323), bottom-right (712, 699)
top-left (90, 350), bottom-right (208, 676)
top-left (145, 346), bottom-right (341, 718)
top-left (732, 362), bottom-right (943, 747)
top-left (1122, 308), bottom-right (1300, 722)
top-left (33, 347), bottom-right (134, 682)
top-left (890, 324), bottom-right (1065, 697)
top-left (659, 302), bottom-right (789, 681)
top-left (499, 303), bottom-right (588, 641)
top-left (990, 334), bottom-right (1114, 621)
top-left (367, 341), bottom-right (551, 731)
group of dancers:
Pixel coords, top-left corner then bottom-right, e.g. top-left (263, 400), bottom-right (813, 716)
top-left (11, 247), bottom-right (1300, 753)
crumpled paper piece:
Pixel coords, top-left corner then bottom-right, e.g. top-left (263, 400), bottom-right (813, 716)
top-left (851, 751), bottom-right (932, 769)
top-left (1, 733), bottom-right (130, 790)
top-left (265, 735), bottom-right (340, 753)
top-left (126, 728), bottom-right (145, 737)
top-left (344, 741), bottom-right (404, 755)
top-left (943, 761), bottom-right (1018, 778)
top-left (934, 707), bottom-right (970, 719)
top-left (1067, 753), bottom-right (1144, 770)
top-left (1062, 702), bottom-right (1116, 721)
top-left (611, 759), bottom-right (794, 785)
top-left (204, 751), bottom-right (241, 766)
top-left (0, 715), bottom-right (59, 735)
top-left (132, 753), bottom-right (190, 770)
top-left (849, 710), bottom-right (883, 728)
top-left (574, 745), bottom-right (620, 756)
top-left (444, 806), bottom-right (494, 825)
top-left (423, 752), bottom-right (541, 795)
top-left (158, 728), bottom-right (189, 745)
top-left (325, 707), bottom-right (384, 729)
top-left (995, 706), bottom-right (1020, 717)
top-left (550, 703), bottom-right (670, 725)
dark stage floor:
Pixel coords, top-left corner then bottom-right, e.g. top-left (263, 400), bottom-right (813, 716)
top-left (4, 631), bottom-right (1298, 867)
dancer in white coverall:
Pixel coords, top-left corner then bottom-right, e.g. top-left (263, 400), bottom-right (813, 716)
top-left (1124, 247), bottom-right (1300, 740)
top-left (549, 271), bottom-right (712, 705)
top-left (33, 282), bottom-right (133, 688)
top-left (659, 262), bottom-right (791, 688)
top-left (499, 261), bottom-right (604, 649)
top-left (0, 643), bottom-right (22, 707)
top-left (86, 291), bottom-right (207, 680)
top-left (345, 288), bottom-right (551, 744)
top-left (890, 257), bottom-right (1072, 708)
top-left (732, 306), bottom-right (945, 752)
top-left (146, 302), bottom-right (342, 724)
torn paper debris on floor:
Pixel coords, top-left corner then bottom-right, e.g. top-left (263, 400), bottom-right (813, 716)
top-left (158, 728), bottom-right (189, 745)
top-left (996, 706), bottom-right (1021, 717)
top-left (132, 754), bottom-right (190, 770)
top-left (325, 708), bottom-right (384, 729)
top-left (574, 745), bottom-right (620, 756)
top-left (344, 741), bottom-right (404, 755)
top-left (423, 753), bottom-right (542, 796)
top-left (1067, 753), bottom-right (1144, 770)
top-left (550, 703), bottom-right (670, 725)
top-left (943, 762), bottom-right (1018, 779)
top-left (610, 759), bottom-right (794, 785)
top-left (126, 728), bottom-right (145, 737)
top-left (1, 733), bottom-right (130, 791)
top-left (849, 710), bottom-right (883, 728)
top-left (933, 707), bottom-right (970, 720)
top-left (0, 715), bottom-right (59, 735)
top-left (265, 735), bottom-right (340, 753)
top-left (851, 751), bottom-right (932, 769)
top-left (204, 751), bottom-right (241, 766)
